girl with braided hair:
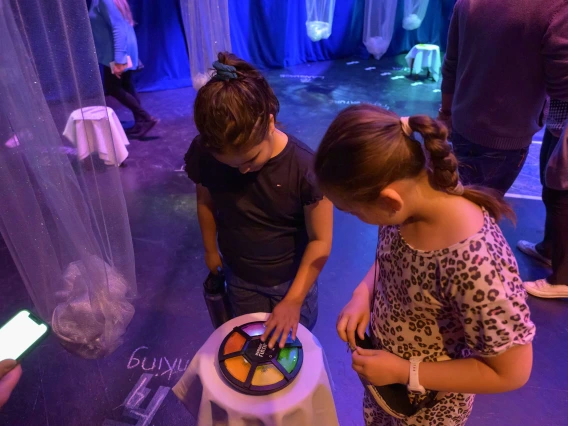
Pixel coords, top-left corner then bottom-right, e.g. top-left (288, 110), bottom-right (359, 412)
top-left (314, 104), bottom-right (535, 425)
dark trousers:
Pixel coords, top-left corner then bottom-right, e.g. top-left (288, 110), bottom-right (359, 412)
top-left (536, 129), bottom-right (568, 285)
top-left (451, 132), bottom-right (529, 195)
top-left (224, 265), bottom-right (318, 331)
top-left (103, 66), bottom-right (151, 123)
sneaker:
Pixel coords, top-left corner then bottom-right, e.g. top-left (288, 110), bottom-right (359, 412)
top-left (517, 240), bottom-right (552, 267)
top-left (523, 279), bottom-right (568, 298)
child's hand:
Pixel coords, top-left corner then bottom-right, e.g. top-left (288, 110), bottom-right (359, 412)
top-left (204, 250), bottom-right (222, 274)
top-left (352, 348), bottom-right (409, 387)
top-left (337, 292), bottom-right (371, 350)
top-left (261, 297), bottom-right (302, 349)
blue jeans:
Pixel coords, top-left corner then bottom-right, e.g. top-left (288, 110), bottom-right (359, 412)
top-left (451, 132), bottom-right (529, 195)
top-left (223, 265), bottom-right (318, 331)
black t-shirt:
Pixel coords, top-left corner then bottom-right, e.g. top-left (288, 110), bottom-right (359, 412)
top-left (185, 134), bottom-right (323, 287)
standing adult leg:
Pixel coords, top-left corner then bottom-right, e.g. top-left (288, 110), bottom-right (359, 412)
top-left (542, 187), bottom-right (568, 285)
top-left (535, 129), bottom-right (559, 257)
top-left (103, 67), bottom-right (152, 124)
top-left (120, 71), bottom-right (141, 104)
top-left (523, 128), bottom-right (568, 297)
top-left (518, 130), bottom-right (555, 264)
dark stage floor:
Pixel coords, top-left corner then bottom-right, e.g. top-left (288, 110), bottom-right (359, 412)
top-left (1, 57), bottom-right (566, 426)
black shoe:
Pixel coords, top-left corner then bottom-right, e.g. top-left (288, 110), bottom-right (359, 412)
top-left (130, 118), bottom-right (159, 139)
top-left (125, 124), bottom-right (141, 135)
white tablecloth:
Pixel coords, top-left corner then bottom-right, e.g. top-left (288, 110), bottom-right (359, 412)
top-left (63, 106), bottom-right (129, 166)
top-left (405, 44), bottom-right (442, 82)
top-left (173, 313), bottom-right (339, 426)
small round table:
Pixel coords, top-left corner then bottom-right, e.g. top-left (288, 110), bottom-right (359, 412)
top-left (405, 44), bottom-right (442, 82)
top-left (173, 312), bottom-right (339, 426)
top-left (63, 106), bottom-right (129, 166)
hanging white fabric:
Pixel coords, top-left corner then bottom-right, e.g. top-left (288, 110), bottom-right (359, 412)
top-left (403, 0), bottom-right (430, 31)
top-left (363, 0), bottom-right (398, 60)
top-left (0, 0), bottom-right (136, 359)
top-left (306, 0), bottom-right (336, 42)
top-left (180, 0), bottom-right (232, 90)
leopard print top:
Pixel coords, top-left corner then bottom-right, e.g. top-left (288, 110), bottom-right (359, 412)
top-left (371, 209), bottom-right (535, 361)
top-left (365, 209), bottom-right (536, 425)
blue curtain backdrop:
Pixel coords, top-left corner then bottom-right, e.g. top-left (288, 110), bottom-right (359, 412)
top-left (125, 0), bottom-right (455, 92)
top-left (130, 0), bottom-right (192, 91)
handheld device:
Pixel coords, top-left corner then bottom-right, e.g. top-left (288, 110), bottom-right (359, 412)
top-left (350, 332), bottom-right (441, 419)
top-left (0, 310), bottom-right (49, 362)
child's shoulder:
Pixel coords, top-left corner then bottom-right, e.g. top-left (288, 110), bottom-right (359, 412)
top-left (286, 135), bottom-right (316, 164)
top-left (184, 136), bottom-right (223, 185)
top-left (281, 134), bottom-right (323, 204)
top-left (446, 211), bottom-right (515, 265)
top-left (185, 135), bottom-right (218, 164)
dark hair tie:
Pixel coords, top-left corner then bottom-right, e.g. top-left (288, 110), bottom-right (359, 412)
top-left (212, 61), bottom-right (238, 81)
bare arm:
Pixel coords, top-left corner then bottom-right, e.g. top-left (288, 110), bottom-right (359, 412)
top-left (415, 343), bottom-right (533, 393)
top-left (263, 197), bottom-right (333, 348)
top-left (337, 256), bottom-right (378, 348)
top-left (286, 197), bottom-right (334, 303)
top-left (354, 342), bottom-right (533, 394)
top-left (354, 245), bottom-right (535, 394)
top-left (352, 261), bottom-right (377, 308)
top-left (196, 184), bottom-right (221, 272)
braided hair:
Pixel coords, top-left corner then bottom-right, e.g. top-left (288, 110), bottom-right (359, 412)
top-left (314, 104), bottom-right (514, 222)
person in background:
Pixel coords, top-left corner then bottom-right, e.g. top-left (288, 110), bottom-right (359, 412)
top-left (0, 360), bottom-right (21, 409)
top-left (89, 0), bottom-right (158, 139)
top-left (518, 99), bottom-right (568, 298)
top-left (439, 0), bottom-right (568, 195)
top-left (315, 105), bottom-right (535, 425)
top-left (184, 52), bottom-right (333, 348)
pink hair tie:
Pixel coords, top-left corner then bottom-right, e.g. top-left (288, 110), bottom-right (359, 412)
top-left (400, 116), bottom-right (413, 136)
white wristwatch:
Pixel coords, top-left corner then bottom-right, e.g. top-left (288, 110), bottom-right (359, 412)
top-left (407, 357), bottom-right (426, 394)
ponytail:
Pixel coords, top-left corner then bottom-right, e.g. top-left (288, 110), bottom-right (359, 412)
top-left (409, 115), bottom-right (515, 223)
top-left (193, 52), bottom-right (279, 154)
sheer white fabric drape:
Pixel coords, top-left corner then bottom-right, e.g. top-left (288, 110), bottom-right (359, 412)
top-left (363, 0), bottom-right (398, 60)
top-left (180, 0), bottom-right (232, 90)
top-left (403, 0), bottom-right (430, 31)
top-left (0, 0), bottom-right (136, 358)
top-left (305, 0), bottom-right (336, 42)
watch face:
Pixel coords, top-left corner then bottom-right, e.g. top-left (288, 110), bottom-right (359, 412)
top-left (218, 321), bottom-right (303, 395)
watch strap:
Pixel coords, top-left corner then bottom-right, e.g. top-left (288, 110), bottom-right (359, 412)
top-left (408, 357), bottom-right (426, 394)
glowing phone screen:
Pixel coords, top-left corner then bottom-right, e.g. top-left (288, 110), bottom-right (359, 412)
top-left (0, 310), bottom-right (48, 361)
